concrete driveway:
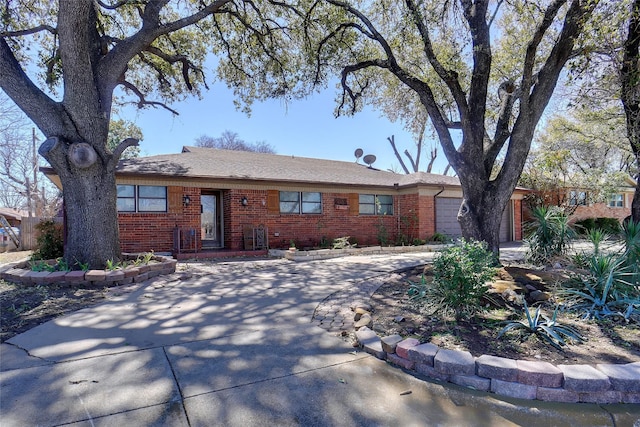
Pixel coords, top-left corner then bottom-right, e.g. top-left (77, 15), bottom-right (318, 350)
top-left (1, 250), bottom-right (638, 426)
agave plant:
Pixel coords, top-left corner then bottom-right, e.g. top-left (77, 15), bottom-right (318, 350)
top-left (562, 254), bottom-right (639, 320)
top-left (498, 300), bottom-right (584, 351)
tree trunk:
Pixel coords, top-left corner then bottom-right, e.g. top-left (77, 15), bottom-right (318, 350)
top-left (457, 186), bottom-right (508, 255)
top-left (39, 135), bottom-right (120, 269)
top-left (60, 167), bottom-right (120, 269)
top-left (622, 0), bottom-right (640, 224)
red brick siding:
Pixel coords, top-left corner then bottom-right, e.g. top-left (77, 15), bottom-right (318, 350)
top-left (118, 186), bottom-right (523, 253)
top-left (570, 203), bottom-right (631, 224)
top-left (118, 187), bottom-right (201, 253)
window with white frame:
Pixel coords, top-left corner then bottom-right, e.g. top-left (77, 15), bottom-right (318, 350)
top-left (279, 191), bottom-right (322, 214)
top-left (569, 190), bottom-right (587, 206)
top-left (609, 194), bottom-right (624, 208)
top-left (359, 194), bottom-right (393, 215)
top-left (117, 185), bottom-right (167, 212)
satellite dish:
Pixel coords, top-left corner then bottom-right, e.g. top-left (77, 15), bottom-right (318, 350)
top-left (354, 148), bottom-right (363, 162)
top-left (363, 154), bottom-right (377, 168)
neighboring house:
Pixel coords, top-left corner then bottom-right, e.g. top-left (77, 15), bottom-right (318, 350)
top-left (44, 147), bottom-right (526, 254)
top-left (0, 208), bottom-right (27, 251)
top-left (533, 176), bottom-right (636, 225)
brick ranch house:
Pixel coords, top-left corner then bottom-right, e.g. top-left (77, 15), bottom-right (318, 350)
top-left (532, 176), bottom-right (636, 225)
top-left (44, 147), bottom-right (526, 255)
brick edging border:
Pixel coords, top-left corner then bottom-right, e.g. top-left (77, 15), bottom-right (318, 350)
top-left (0, 254), bottom-right (177, 287)
top-left (356, 327), bottom-right (640, 404)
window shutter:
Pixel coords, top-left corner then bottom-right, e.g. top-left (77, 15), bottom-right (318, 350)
top-left (168, 186), bottom-right (182, 213)
top-left (267, 190), bottom-right (280, 213)
top-left (348, 193), bottom-right (359, 216)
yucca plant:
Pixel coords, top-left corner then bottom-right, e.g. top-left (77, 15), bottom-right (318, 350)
top-left (498, 300), bottom-right (584, 351)
top-left (525, 206), bottom-right (576, 265)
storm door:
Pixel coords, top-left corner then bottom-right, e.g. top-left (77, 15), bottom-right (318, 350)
top-left (201, 193), bottom-right (222, 248)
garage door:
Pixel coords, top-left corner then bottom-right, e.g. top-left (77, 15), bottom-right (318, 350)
top-left (435, 198), bottom-right (511, 242)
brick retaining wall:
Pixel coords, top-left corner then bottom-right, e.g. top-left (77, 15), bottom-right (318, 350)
top-left (0, 254), bottom-right (177, 287)
top-left (356, 327), bottom-right (640, 404)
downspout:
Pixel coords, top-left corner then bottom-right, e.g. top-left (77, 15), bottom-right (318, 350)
top-left (433, 186), bottom-right (445, 236)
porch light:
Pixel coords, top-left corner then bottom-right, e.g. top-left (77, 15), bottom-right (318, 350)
top-left (183, 195), bottom-right (191, 206)
top-left (241, 196), bottom-right (248, 206)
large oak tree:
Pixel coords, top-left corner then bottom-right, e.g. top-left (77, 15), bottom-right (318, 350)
top-left (306, 0), bottom-right (597, 253)
top-left (1, 0), bottom-right (306, 268)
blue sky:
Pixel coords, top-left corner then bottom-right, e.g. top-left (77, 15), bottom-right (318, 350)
top-left (118, 79), bottom-right (451, 174)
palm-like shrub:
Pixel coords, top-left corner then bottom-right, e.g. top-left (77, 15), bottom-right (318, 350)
top-left (525, 205), bottom-right (576, 265)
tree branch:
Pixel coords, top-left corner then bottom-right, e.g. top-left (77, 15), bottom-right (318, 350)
top-left (388, 135), bottom-right (410, 174)
top-left (0, 25), bottom-right (57, 37)
top-left (111, 137), bottom-right (139, 161)
top-left (120, 80), bottom-right (179, 115)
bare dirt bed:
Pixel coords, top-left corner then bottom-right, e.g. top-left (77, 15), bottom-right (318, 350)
top-left (368, 265), bottom-right (640, 366)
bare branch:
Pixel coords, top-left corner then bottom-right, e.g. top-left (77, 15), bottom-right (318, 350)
top-left (95, 0), bottom-right (146, 10)
top-left (388, 135), bottom-right (410, 174)
top-left (120, 80), bottom-right (179, 115)
top-left (112, 137), bottom-right (139, 161)
top-left (0, 25), bottom-right (57, 37)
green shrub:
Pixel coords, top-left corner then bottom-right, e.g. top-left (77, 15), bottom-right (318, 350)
top-left (575, 217), bottom-right (621, 235)
top-left (525, 206), bottom-right (575, 265)
top-left (428, 232), bottom-right (449, 243)
top-left (574, 218), bottom-right (596, 235)
top-left (31, 220), bottom-right (63, 261)
top-left (430, 239), bottom-right (497, 320)
top-left (595, 217), bottom-right (622, 235)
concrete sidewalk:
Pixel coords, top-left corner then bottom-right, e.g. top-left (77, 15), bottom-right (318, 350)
top-left (1, 250), bottom-right (638, 426)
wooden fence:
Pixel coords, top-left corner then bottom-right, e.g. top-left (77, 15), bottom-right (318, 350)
top-left (19, 217), bottom-right (63, 250)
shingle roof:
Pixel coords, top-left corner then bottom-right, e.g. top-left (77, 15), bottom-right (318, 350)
top-left (116, 146), bottom-right (461, 189)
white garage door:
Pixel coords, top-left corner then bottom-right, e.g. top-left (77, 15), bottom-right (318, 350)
top-left (435, 198), bottom-right (511, 242)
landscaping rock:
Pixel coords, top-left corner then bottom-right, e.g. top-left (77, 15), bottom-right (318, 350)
top-left (396, 338), bottom-right (420, 359)
top-left (434, 349), bottom-right (475, 376)
top-left (558, 364), bottom-right (611, 392)
top-left (406, 343), bottom-right (439, 366)
top-left (596, 363), bottom-right (640, 392)
top-left (380, 334), bottom-right (403, 353)
top-left (476, 355), bottom-right (518, 382)
top-left (516, 360), bottom-right (563, 388)
top-left (354, 313), bottom-right (373, 330)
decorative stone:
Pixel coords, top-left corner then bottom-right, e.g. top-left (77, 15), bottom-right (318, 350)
top-left (354, 313), bottom-right (373, 330)
top-left (476, 355), bottom-right (518, 382)
top-left (537, 387), bottom-right (579, 403)
top-left (396, 338), bottom-right (420, 359)
top-left (386, 353), bottom-right (415, 370)
top-left (355, 327), bottom-right (385, 359)
top-left (85, 269), bottom-right (106, 282)
top-left (558, 364), bottom-right (611, 392)
top-left (415, 363), bottom-right (450, 382)
top-left (406, 343), bottom-right (439, 366)
top-left (516, 360), bottom-right (563, 388)
top-left (596, 363), bottom-right (640, 392)
top-left (354, 307), bottom-right (370, 321)
top-left (380, 334), bottom-right (403, 354)
top-left (491, 379), bottom-right (537, 400)
top-left (434, 349), bottom-right (475, 376)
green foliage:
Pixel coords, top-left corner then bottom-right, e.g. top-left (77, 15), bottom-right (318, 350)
top-left (498, 300), bottom-right (584, 351)
top-left (376, 222), bottom-right (389, 246)
top-left (332, 236), bottom-right (354, 250)
top-left (525, 206), bottom-right (576, 265)
top-left (427, 232), bottom-right (449, 243)
top-left (428, 239), bottom-right (497, 321)
top-left (576, 218), bottom-right (622, 236)
top-left (31, 220), bottom-right (63, 261)
top-left (586, 228), bottom-right (610, 257)
top-left (412, 238), bottom-right (425, 246)
top-left (621, 220), bottom-right (640, 267)
top-left (562, 253), bottom-right (639, 321)
top-left (74, 258), bottom-right (90, 271)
